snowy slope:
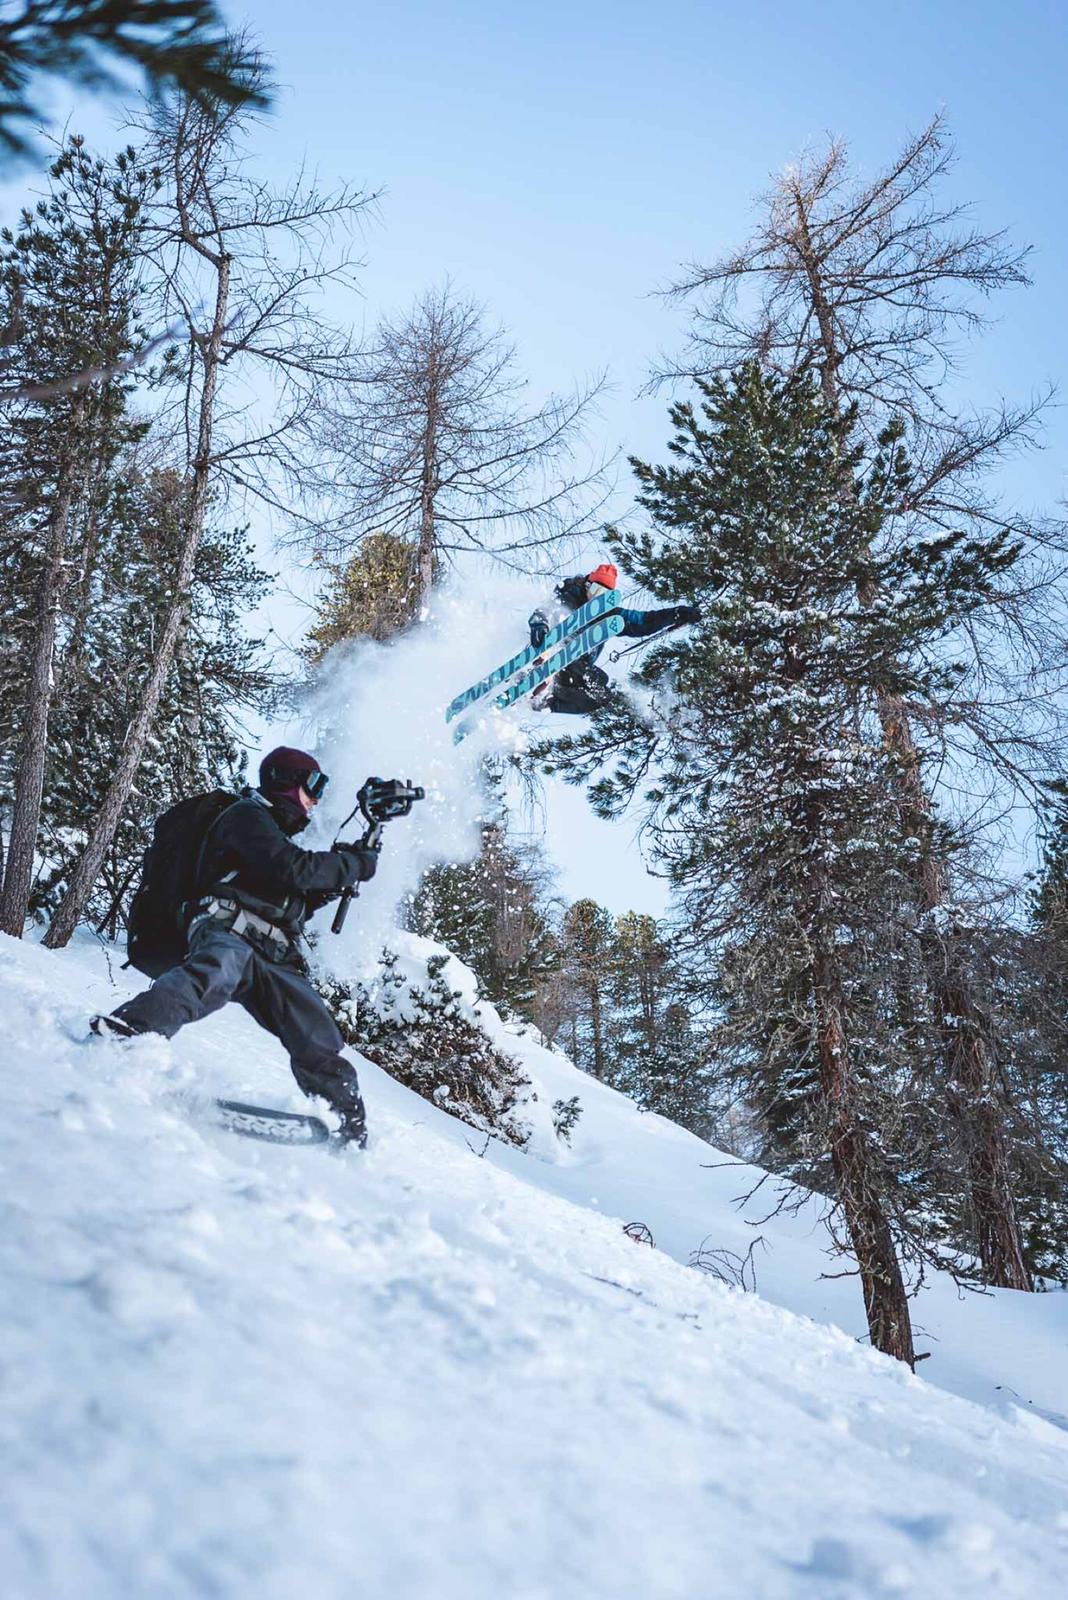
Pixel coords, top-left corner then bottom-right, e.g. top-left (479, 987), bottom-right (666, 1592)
top-left (488, 1019), bottom-right (1068, 1428)
top-left (2, 931), bottom-right (1067, 1600)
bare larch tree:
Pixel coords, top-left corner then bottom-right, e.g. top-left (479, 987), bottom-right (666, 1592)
top-left (302, 281), bottom-right (610, 614)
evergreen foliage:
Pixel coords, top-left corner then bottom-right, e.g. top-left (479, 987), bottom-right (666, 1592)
top-left (994, 788), bottom-right (1068, 1279)
top-left (305, 532), bottom-right (421, 659)
top-left (406, 775), bottom-right (559, 1024)
top-left (560, 897), bottom-right (617, 1083)
top-left (551, 1094), bottom-right (583, 1145)
top-left (34, 467), bottom-right (274, 927)
top-left (0, 137), bottom-right (154, 925)
top-left (320, 950), bottom-right (534, 1148)
top-left (0, 136), bottom-right (276, 933)
top-left (529, 895), bottom-right (723, 1145)
top-left (532, 364), bottom-right (1038, 1354)
top-left (0, 4), bottom-right (267, 165)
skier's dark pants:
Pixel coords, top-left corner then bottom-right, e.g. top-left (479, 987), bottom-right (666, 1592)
top-left (114, 924), bottom-right (364, 1127)
top-left (550, 662), bottom-right (611, 715)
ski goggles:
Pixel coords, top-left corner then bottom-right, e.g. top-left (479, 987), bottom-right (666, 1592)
top-left (265, 763), bottom-right (330, 799)
top-left (300, 768), bottom-right (330, 800)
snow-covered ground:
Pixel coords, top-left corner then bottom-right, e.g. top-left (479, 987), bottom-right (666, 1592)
top-left (2, 930), bottom-right (1067, 1599)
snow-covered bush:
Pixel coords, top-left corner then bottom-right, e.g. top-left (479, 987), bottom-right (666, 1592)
top-left (319, 946), bottom-right (534, 1148)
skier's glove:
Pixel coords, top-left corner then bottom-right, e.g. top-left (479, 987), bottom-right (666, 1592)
top-left (674, 604), bottom-right (701, 626)
top-left (530, 619), bottom-right (549, 649)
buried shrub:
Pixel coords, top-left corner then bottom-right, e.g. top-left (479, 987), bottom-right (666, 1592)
top-left (319, 949), bottom-right (533, 1148)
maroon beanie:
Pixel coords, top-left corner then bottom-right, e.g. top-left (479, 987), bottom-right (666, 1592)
top-left (259, 746), bottom-right (320, 808)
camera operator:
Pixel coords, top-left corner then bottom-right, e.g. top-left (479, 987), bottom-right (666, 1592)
top-left (91, 747), bottom-right (380, 1146)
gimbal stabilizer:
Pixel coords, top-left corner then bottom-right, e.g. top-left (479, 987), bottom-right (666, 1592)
top-left (331, 778), bottom-right (426, 934)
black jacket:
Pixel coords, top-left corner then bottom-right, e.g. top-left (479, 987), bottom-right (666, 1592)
top-left (197, 790), bottom-right (376, 942)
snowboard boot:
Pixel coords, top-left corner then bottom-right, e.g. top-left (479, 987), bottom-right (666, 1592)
top-left (90, 1013), bottom-right (142, 1041)
top-left (336, 1094), bottom-right (368, 1149)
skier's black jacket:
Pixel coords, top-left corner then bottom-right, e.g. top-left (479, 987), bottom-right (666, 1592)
top-left (195, 789), bottom-right (376, 945)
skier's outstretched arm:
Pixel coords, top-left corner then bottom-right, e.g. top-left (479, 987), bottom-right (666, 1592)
top-left (618, 604), bottom-right (700, 639)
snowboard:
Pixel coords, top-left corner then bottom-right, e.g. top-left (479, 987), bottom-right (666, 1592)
top-left (445, 591), bottom-right (618, 723)
top-left (215, 1098), bottom-right (332, 1145)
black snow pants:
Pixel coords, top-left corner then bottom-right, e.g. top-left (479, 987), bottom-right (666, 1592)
top-left (113, 923), bottom-right (366, 1136)
top-left (549, 662), bottom-right (611, 715)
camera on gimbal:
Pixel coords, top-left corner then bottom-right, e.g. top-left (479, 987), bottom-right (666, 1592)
top-left (357, 777), bottom-right (426, 826)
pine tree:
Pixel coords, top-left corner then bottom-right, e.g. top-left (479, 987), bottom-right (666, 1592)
top-left (993, 788), bottom-right (1068, 1279)
top-left (610, 913), bottom-right (716, 1137)
top-left (561, 898), bottom-right (617, 1081)
top-left (536, 365), bottom-right (1031, 1359)
top-left (33, 465), bottom-right (274, 929)
top-left (407, 808), bottom-right (558, 1023)
top-left (44, 60), bottom-right (369, 948)
top-left (0, 136), bottom-right (152, 934)
top-left (661, 122), bottom-right (1055, 1292)
top-left (305, 531), bottom-right (420, 659)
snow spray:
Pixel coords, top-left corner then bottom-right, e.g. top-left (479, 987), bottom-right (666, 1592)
top-left (281, 574), bottom-right (549, 977)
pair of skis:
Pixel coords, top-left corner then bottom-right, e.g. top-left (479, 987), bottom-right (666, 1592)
top-left (446, 592), bottom-right (624, 735)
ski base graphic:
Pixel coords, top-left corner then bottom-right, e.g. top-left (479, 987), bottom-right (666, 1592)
top-left (494, 613), bottom-right (625, 710)
top-left (445, 591), bottom-right (617, 723)
top-left (215, 1099), bottom-right (331, 1145)
top-left (452, 613), bottom-right (625, 738)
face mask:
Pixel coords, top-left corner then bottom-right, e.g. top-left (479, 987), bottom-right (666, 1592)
top-left (587, 581), bottom-right (611, 598)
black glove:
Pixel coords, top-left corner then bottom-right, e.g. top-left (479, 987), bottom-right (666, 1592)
top-left (336, 842), bottom-right (379, 883)
top-left (530, 618), bottom-right (549, 649)
top-left (674, 604), bottom-right (700, 626)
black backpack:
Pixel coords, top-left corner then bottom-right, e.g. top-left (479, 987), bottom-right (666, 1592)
top-left (126, 790), bottom-right (237, 977)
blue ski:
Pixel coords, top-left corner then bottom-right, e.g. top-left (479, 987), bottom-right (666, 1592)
top-left (453, 615), bottom-right (626, 741)
top-left (445, 591), bottom-right (617, 723)
top-left (494, 613), bottom-right (625, 710)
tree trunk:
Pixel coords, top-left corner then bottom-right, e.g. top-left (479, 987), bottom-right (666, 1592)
top-left (813, 941), bottom-right (916, 1365)
top-left (0, 464), bottom-right (80, 935)
top-left (792, 187), bottom-right (1030, 1290)
top-left (926, 919), bottom-right (1033, 1288)
top-left (58, 460), bottom-right (109, 696)
top-left (43, 254), bottom-right (231, 951)
top-left (415, 350), bottom-right (439, 613)
top-left (589, 977), bottom-right (605, 1080)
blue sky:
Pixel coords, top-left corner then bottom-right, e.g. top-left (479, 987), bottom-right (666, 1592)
top-left (229, 0), bottom-right (1068, 506)
top-left (6, 1), bottom-right (1066, 915)
top-left (217, 0), bottom-right (1065, 912)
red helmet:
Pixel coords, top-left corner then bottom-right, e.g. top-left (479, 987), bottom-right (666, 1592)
top-left (586, 563), bottom-right (618, 590)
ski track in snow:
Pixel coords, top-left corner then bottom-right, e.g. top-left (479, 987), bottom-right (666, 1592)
top-left (2, 931), bottom-right (1067, 1600)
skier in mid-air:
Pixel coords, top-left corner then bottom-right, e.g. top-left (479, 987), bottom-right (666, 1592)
top-left (528, 563), bottom-right (700, 714)
top-left (91, 747), bottom-right (380, 1146)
